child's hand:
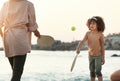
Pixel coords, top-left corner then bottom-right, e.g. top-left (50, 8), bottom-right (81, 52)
top-left (101, 58), bottom-right (105, 65)
top-left (76, 49), bottom-right (80, 54)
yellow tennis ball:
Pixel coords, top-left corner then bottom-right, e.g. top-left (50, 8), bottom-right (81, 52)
top-left (71, 26), bottom-right (76, 31)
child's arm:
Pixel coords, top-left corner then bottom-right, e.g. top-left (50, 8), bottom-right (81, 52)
top-left (100, 34), bottom-right (105, 64)
top-left (76, 32), bottom-right (88, 54)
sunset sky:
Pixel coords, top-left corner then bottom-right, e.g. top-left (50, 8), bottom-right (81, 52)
top-left (0, 0), bottom-right (120, 45)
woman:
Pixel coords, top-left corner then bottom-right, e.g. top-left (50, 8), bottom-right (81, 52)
top-left (0, 0), bottom-right (40, 81)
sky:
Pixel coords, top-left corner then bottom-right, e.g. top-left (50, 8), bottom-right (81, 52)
top-left (0, 0), bottom-right (120, 45)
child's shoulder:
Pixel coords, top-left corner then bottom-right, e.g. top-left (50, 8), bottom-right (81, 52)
top-left (98, 32), bottom-right (104, 36)
top-left (86, 30), bottom-right (91, 33)
top-left (86, 31), bottom-right (91, 34)
top-left (98, 32), bottom-right (104, 38)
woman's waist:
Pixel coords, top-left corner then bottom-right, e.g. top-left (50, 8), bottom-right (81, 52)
top-left (4, 24), bottom-right (28, 33)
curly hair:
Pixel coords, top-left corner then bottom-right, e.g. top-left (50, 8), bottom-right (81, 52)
top-left (87, 16), bottom-right (105, 32)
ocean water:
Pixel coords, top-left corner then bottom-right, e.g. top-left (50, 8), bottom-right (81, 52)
top-left (0, 50), bottom-right (120, 81)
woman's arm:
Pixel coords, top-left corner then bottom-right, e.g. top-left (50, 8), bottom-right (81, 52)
top-left (27, 2), bottom-right (41, 38)
top-left (0, 3), bottom-right (6, 37)
top-left (0, 28), bottom-right (3, 37)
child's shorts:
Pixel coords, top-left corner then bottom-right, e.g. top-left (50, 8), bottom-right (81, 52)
top-left (89, 55), bottom-right (102, 77)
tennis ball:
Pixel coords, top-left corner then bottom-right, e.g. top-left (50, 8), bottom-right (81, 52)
top-left (71, 26), bottom-right (76, 31)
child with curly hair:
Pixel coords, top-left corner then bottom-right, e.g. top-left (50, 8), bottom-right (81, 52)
top-left (76, 16), bottom-right (105, 81)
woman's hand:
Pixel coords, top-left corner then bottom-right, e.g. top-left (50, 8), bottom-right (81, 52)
top-left (33, 30), bottom-right (41, 38)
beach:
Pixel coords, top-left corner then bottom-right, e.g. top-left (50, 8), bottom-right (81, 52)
top-left (0, 50), bottom-right (120, 81)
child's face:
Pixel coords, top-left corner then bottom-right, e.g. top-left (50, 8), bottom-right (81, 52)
top-left (89, 21), bottom-right (97, 31)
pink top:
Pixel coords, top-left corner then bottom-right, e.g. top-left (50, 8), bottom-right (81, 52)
top-left (0, 0), bottom-right (38, 57)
